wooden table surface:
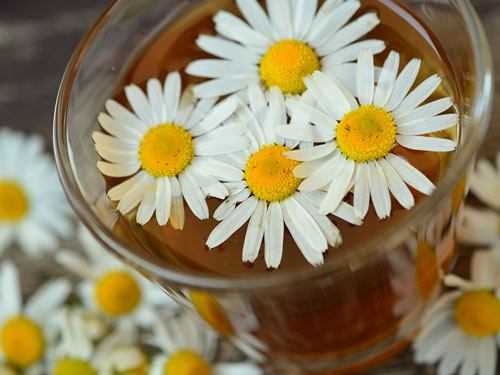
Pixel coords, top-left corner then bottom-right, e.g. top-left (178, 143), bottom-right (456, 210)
top-left (0, 1), bottom-right (498, 374)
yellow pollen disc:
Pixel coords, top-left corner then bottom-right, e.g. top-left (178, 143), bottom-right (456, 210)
top-left (0, 180), bottom-right (29, 223)
top-left (336, 105), bottom-right (397, 162)
top-left (245, 145), bottom-right (301, 202)
top-left (95, 271), bottom-right (142, 316)
top-left (139, 124), bottom-right (193, 177)
top-left (454, 290), bottom-right (500, 337)
top-left (53, 358), bottom-right (98, 375)
top-left (260, 39), bottom-right (320, 95)
top-left (0, 316), bottom-right (45, 367)
top-left (415, 241), bottom-right (440, 301)
top-left (189, 291), bottom-right (234, 337)
top-left (164, 350), bottom-right (212, 375)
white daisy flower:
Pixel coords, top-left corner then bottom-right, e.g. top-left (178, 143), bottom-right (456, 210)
top-left (206, 84), bottom-right (361, 268)
top-left (0, 128), bottom-right (72, 256)
top-left (149, 311), bottom-right (262, 375)
top-left (50, 308), bottom-right (147, 375)
top-left (56, 226), bottom-right (177, 327)
top-left (414, 248), bottom-right (500, 375)
top-left (469, 153), bottom-right (500, 210)
top-left (278, 50), bottom-right (458, 219)
top-left (93, 71), bottom-right (248, 227)
top-left (186, 0), bottom-right (384, 98)
top-left (0, 261), bottom-right (70, 371)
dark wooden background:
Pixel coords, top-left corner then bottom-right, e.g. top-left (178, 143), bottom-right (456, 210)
top-left (0, 1), bottom-right (498, 374)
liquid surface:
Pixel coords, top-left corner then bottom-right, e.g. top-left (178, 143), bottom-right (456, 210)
top-left (112, 0), bottom-right (457, 277)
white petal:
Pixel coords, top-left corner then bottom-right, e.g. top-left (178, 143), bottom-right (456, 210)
top-left (294, 156), bottom-right (332, 178)
top-left (95, 143), bottom-right (137, 165)
top-left (179, 171), bottom-right (209, 220)
top-left (373, 51), bottom-right (400, 107)
top-left (262, 87), bottom-right (286, 144)
top-left (264, 202), bottom-right (284, 268)
top-left (194, 135), bottom-right (248, 156)
top-left (147, 78), bottom-right (166, 124)
top-left (207, 197), bottom-right (258, 248)
top-left (105, 99), bottom-right (147, 133)
top-left (457, 207), bottom-right (500, 246)
top-left (282, 197), bottom-right (326, 266)
top-left (191, 158), bottom-right (243, 181)
top-left (1, 261), bottom-right (22, 317)
top-left (214, 11), bottom-right (271, 49)
top-left (398, 114), bottom-right (458, 136)
top-left (395, 97), bottom-right (454, 124)
top-left (367, 161), bottom-right (391, 219)
top-left (186, 59), bottom-right (257, 78)
top-left (98, 112), bottom-right (142, 140)
top-left (136, 187), bottom-right (157, 225)
top-left (194, 35), bottom-right (261, 64)
top-left (236, 0), bottom-right (274, 39)
top-left (163, 72), bottom-right (181, 122)
top-left (116, 173), bottom-right (152, 214)
top-left (176, 85), bottom-right (196, 125)
top-left (293, 0), bottom-right (318, 39)
top-left (394, 74), bottom-right (442, 115)
top-left (97, 161), bottom-right (140, 178)
top-left (321, 39), bottom-right (386, 67)
top-left (26, 279), bottom-right (71, 319)
top-left (276, 122), bottom-right (333, 143)
top-left (478, 338), bottom-right (496, 375)
top-left (247, 83), bottom-right (267, 115)
top-left (242, 201), bottom-right (266, 263)
top-left (299, 153), bottom-right (342, 191)
top-left (318, 13), bottom-right (381, 56)
top-left (169, 177), bottom-right (185, 230)
top-left (353, 163), bottom-right (370, 219)
top-left (285, 143), bottom-right (336, 161)
top-left (193, 77), bottom-right (259, 99)
top-left (334, 201), bottom-right (363, 225)
top-left (378, 158), bottom-right (415, 209)
top-left (108, 172), bottom-right (148, 201)
top-left (190, 97), bottom-right (239, 136)
top-left (266, 0), bottom-right (293, 39)
top-left (397, 135), bottom-right (456, 152)
top-left (125, 84), bottom-right (154, 125)
top-left (356, 50), bottom-right (375, 105)
top-left (385, 59), bottom-right (421, 111)
top-left (307, 0), bottom-right (360, 49)
top-left (215, 362), bottom-right (262, 375)
top-left (319, 158), bottom-right (355, 214)
top-left (186, 98), bottom-right (217, 130)
top-left (92, 131), bottom-right (138, 151)
top-left (155, 177), bottom-right (172, 226)
top-left (286, 98), bottom-right (335, 128)
top-left (386, 153), bottom-right (435, 195)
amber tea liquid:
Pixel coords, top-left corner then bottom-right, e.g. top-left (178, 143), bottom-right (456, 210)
top-left (108, 0), bottom-right (460, 373)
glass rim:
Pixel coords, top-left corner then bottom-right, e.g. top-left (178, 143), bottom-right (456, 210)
top-left (54, 0), bottom-right (494, 292)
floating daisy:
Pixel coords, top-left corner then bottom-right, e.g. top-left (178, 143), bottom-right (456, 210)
top-left (50, 308), bottom-right (147, 375)
top-left (414, 249), bottom-right (500, 375)
top-left (93, 72), bottom-right (248, 227)
top-left (0, 128), bottom-right (72, 256)
top-left (56, 226), bottom-right (176, 327)
top-left (279, 50), bottom-right (458, 219)
top-left (0, 261), bottom-right (70, 371)
top-left (149, 311), bottom-right (262, 375)
top-left (207, 85), bottom-right (361, 268)
top-left (186, 0), bottom-right (384, 98)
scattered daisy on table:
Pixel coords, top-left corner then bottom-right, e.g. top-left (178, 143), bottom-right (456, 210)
top-left (187, 0), bottom-right (384, 98)
top-left (458, 152), bottom-right (500, 246)
top-left (93, 71), bottom-right (248, 228)
top-left (0, 261), bottom-right (71, 373)
top-left (0, 128), bottom-right (72, 256)
top-left (148, 311), bottom-right (262, 375)
top-left (207, 84), bottom-right (361, 269)
top-left (56, 225), bottom-right (177, 327)
top-left (278, 50), bottom-right (457, 220)
top-left (414, 248), bottom-right (500, 375)
top-left (49, 308), bottom-right (147, 375)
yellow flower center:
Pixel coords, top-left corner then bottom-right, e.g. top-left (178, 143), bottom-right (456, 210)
top-left (53, 358), bottom-right (97, 375)
top-left (0, 316), bottom-right (45, 367)
top-left (336, 105), bottom-right (397, 162)
top-left (245, 145), bottom-right (301, 202)
top-left (0, 180), bottom-right (29, 223)
top-left (454, 290), bottom-right (500, 337)
top-left (415, 241), bottom-right (440, 301)
top-left (190, 291), bottom-right (234, 337)
top-left (260, 39), bottom-right (320, 95)
top-left (94, 271), bottom-right (142, 316)
top-left (138, 124), bottom-right (194, 177)
top-left (163, 350), bottom-right (212, 375)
